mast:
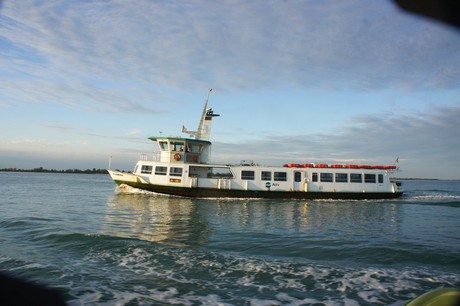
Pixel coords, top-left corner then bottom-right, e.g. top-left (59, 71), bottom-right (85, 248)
top-left (182, 88), bottom-right (219, 141)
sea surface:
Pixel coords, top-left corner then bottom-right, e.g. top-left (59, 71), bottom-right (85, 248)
top-left (0, 172), bottom-right (459, 305)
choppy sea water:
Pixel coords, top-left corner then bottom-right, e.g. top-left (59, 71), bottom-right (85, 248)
top-left (0, 172), bottom-right (459, 305)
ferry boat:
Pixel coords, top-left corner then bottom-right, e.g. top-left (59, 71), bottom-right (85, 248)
top-left (108, 90), bottom-right (404, 199)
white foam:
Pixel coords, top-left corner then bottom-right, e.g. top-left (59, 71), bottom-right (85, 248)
top-left (116, 184), bottom-right (158, 195)
top-left (9, 262), bottom-right (48, 271)
top-left (65, 246), bottom-right (460, 305)
top-left (411, 194), bottom-right (460, 200)
top-left (0, 256), bottom-right (12, 264)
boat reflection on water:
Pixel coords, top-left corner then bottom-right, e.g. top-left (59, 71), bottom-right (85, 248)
top-left (104, 184), bottom-right (403, 255)
top-left (206, 199), bottom-right (401, 242)
top-left (104, 185), bottom-right (210, 247)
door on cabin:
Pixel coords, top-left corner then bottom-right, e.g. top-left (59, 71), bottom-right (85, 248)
top-left (294, 171), bottom-right (304, 191)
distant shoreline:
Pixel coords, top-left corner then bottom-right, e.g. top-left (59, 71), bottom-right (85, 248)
top-left (0, 167), bottom-right (109, 174)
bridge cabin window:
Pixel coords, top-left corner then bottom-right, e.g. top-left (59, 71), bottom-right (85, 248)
top-left (186, 143), bottom-right (204, 153)
top-left (159, 141), bottom-right (168, 151)
top-left (261, 171), bottom-right (271, 181)
top-left (241, 170), bottom-right (255, 180)
top-left (155, 166), bottom-right (167, 175)
top-left (378, 174), bottom-right (384, 183)
top-left (312, 172), bottom-right (318, 182)
top-left (320, 173), bottom-right (333, 182)
top-left (170, 167), bottom-right (183, 177)
top-left (335, 173), bottom-right (348, 183)
top-left (274, 172), bottom-right (287, 181)
top-left (350, 173), bottom-right (362, 183)
top-left (365, 174), bottom-right (376, 183)
top-left (141, 165), bottom-right (153, 174)
top-left (170, 141), bottom-right (185, 152)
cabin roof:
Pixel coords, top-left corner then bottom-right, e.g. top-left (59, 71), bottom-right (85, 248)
top-left (148, 136), bottom-right (211, 144)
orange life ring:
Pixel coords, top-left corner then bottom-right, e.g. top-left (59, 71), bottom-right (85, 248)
top-left (173, 153), bottom-right (181, 161)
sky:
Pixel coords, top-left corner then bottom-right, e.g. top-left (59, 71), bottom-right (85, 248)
top-left (0, 0), bottom-right (459, 179)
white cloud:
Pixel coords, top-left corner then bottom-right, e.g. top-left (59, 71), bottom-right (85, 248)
top-left (1, 0), bottom-right (459, 177)
top-left (127, 129), bottom-right (143, 136)
top-left (1, 0), bottom-right (460, 112)
top-left (3, 137), bottom-right (86, 150)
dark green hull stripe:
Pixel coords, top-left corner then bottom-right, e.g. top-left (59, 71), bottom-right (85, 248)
top-left (115, 180), bottom-right (403, 200)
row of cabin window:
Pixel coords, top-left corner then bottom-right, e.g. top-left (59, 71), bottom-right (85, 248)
top-left (312, 173), bottom-right (384, 184)
top-left (241, 170), bottom-right (384, 184)
top-left (140, 165), bottom-right (183, 176)
top-left (241, 171), bottom-right (287, 181)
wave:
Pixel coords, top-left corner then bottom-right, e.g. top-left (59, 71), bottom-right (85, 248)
top-left (116, 184), bottom-right (159, 195)
top-left (0, 217), bottom-right (58, 229)
top-left (30, 232), bottom-right (138, 251)
top-left (3, 231), bottom-right (458, 305)
top-left (411, 195), bottom-right (460, 201)
top-left (401, 193), bottom-right (460, 207)
top-left (62, 245), bottom-right (460, 305)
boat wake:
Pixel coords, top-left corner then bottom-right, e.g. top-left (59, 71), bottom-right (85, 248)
top-left (116, 184), bottom-right (164, 196)
top-left (62, 244), bottom-right (459, 305)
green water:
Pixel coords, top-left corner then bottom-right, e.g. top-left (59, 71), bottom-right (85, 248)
top-left (0, 173), bottom-right (459, 305)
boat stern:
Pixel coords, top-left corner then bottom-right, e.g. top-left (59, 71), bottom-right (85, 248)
top-left (391, 180), bottom-right (404, 196)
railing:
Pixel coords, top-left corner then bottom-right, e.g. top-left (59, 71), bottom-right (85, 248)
top-left (139, 152), bottom-right (161, 161)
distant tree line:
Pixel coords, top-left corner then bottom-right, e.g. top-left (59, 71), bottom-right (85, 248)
top-left (0, 167), bottom-right (109, 174)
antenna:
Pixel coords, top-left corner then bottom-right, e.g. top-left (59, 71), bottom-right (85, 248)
top-left (196, 88), bottom-right (213, 134)
top-left (182, 88), bottom-right (219, 140)
top-left (206, 88), bottom-right (212, 103)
